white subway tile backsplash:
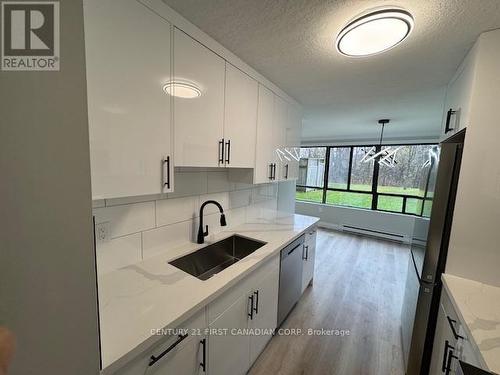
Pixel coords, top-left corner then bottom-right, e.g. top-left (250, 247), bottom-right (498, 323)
top-left (207, 171), bottom-right (231, 193)
top-left (142, 220), bottom-right (192, 259)
top-left (156, 196), bottom-right (199, 227)
top-left (168, 171), bottom-right (208, 198)
top-left (96, 233), bottom-right (142, 275)
top-left (94, 170), bottom-right (281, 275)
top-left (252, 183), bottom-right (277, 203)
top-left (226, 206), bottom-right (246, 228)
top-left (105, 193), bottom-right (166, 207)
top-left (229, 189), bottom-right (252, 209)
top-left (93, 201), bottom-right (155, 238)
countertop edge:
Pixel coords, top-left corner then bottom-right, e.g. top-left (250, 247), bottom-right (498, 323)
top-left (101, 216), bottom-right (320, 374)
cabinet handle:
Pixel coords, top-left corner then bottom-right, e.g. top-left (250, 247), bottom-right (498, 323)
top-left (200, 338), bottom-right (206, 372)
top-left (218, 138), bottom-right (225, 165)
top-left (148, 333), bottom-right (188, 367)
top-left (272, 163), bottom-right (277, 180)
top-left (302, 245), bottom-right (309, 260)
top-left (445, 109), bottom-right (456, 134)
top-left (285, 164), bottom-right (289, 179)
top-left (248, 294), bottom-right (254, 320)
top-left (269, 163), bottom-right (274, 180)
top-left (444, 340), bottom-right (458, 375)
top-left (163, 156), bottom-right (170, 189)
top-left (446, 316), bottom-right (464, 340)
top-left (225, 139), bottom-right (231, 164)
top-left (253, 290), bottom-right (259, 315)
top-left (442, 340), bottom-right (454, 373)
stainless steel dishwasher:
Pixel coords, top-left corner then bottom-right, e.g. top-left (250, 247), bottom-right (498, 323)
top-left (278, 234), bottom-right (305, 326)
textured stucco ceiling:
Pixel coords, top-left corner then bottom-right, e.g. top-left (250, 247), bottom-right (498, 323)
top-left (162, 0), bottom-right (500, 142)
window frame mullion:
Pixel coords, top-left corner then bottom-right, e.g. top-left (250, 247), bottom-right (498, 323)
top-left (322, 146), bottom-right (331, 204)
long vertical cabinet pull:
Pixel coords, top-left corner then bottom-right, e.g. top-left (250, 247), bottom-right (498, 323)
top-left (218, 138), bottom-right (225, 165)
top-left (253, 290), bottom-right (259, 315)
top-left (248, 294), bottom-right (254, 319)
top-left (302, 245), bottom-right (309, 260)
top-left (445, 109), bottom-right (456, 134)
top-left (272, 163), bottom-right (276, 180)
top-left (285, 164), bottom-right (289, 179)
top-left (446, 316), bottom-right (464, 340)
top-left (269, 163), bottom-right (274, 180)
top-left (225, 139), bottom-right (231, 164)
top-left (199, 338), bottom-right (207, 372)
top-left (163, 156), bottom-right (170, 189)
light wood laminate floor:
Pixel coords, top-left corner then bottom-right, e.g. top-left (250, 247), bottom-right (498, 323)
top-left (249, 229), bottom-right (409, 375)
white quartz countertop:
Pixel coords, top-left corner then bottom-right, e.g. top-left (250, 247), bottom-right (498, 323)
top-left (442, 274), bottom-right (500, 373)
top-left (98, 213), bottom-right (319, 373)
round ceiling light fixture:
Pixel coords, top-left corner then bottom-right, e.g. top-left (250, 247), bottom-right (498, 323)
top-left (336, 8), bottom-right (414, 57)
top-left (162, 81), bottom-right (202, 98)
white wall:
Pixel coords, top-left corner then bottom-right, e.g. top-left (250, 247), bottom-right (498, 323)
top-left (93, 170), bottom-right (280, 275)
top-left (296, 201), bottom-right (415, 242)
top-left (0, 1), bottom-right (101, 374)
top-left (446, 29), bottom-right (500, 287)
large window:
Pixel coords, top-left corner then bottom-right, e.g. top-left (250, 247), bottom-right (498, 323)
top-left (296, 144), bottom-right (439, 216)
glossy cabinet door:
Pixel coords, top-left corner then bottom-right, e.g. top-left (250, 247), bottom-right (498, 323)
top-left (84, 0), bottom-right (173, 199)
top-left (208, 294), bottom-right (251, 375)
top-left (440, 46), bottom-right (476, 140)
top-left (284, 104), bottom-right (302, 181)
top-left (173, 28), bottom-right (225, 167)
top-left (147, 337), bottom-right (206, 375)
top-left (223, 63), bottom-right (258, 168)
top-left (116, 335), bottom-right (206, 375)
top-left (254, 84), bottom-right (276, 184)
top-left (273, 95), bottom-right (288, 181)
top-left (249, 267), bottom-right (280, 364)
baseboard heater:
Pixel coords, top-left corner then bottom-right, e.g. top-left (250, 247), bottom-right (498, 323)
top-left (320, 222), bottom-right (408, 243)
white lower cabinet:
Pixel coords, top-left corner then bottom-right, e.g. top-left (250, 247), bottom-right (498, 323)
top-left (429, 288), bottom-right (487, 375)
top-left (249, 267), bottom-right (280, 364)
top-left (147, 336), bottom-right (206, 375)
top-left (208, 294), bottom-right (252, 375)
top-left (208, 255), bottom-right (279, 375)
top-left (301, 227), bottom-right (317, 293)
top-left (115, 309), bottom-right (207, 375)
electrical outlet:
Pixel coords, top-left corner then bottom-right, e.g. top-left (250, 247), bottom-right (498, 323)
top-left (96, 221), bottom-right (111, 242)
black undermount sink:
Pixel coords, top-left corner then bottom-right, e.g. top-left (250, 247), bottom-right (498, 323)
top-left (168, 235), bottom-right (266, 280)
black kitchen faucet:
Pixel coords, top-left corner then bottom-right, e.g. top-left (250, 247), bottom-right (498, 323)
top-left (197, 200), bottom-right (227, 244)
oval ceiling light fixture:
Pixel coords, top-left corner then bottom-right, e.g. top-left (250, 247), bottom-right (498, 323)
top-left (162, 81), bottom-right (202, 98)
top-left (336, 8), bottom-right (414, 57)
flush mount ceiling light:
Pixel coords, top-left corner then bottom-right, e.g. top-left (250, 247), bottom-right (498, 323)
top-left (162, 81), bottom-right (201, 98)
top-left (336, 8), bottom-right (414, 57)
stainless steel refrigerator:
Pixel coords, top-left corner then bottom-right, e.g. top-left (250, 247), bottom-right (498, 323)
top-left (401, 130), bottom-right (465, 375)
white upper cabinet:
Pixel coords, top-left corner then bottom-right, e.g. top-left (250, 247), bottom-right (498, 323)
top-left (273, 94), bottom-right (288, 181)
top-left (284, 104), bottom-right (302, 180)
top-left (84, 0), bottom-right (173, 199)
top-left (173, 28), bottom-right (225, 167)
top-left (440, 44), bottom-right (477, 140)
top-left (254, 85), bottom-right (276, 183)
top-left (223, 63), bottom-right (258, 168)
